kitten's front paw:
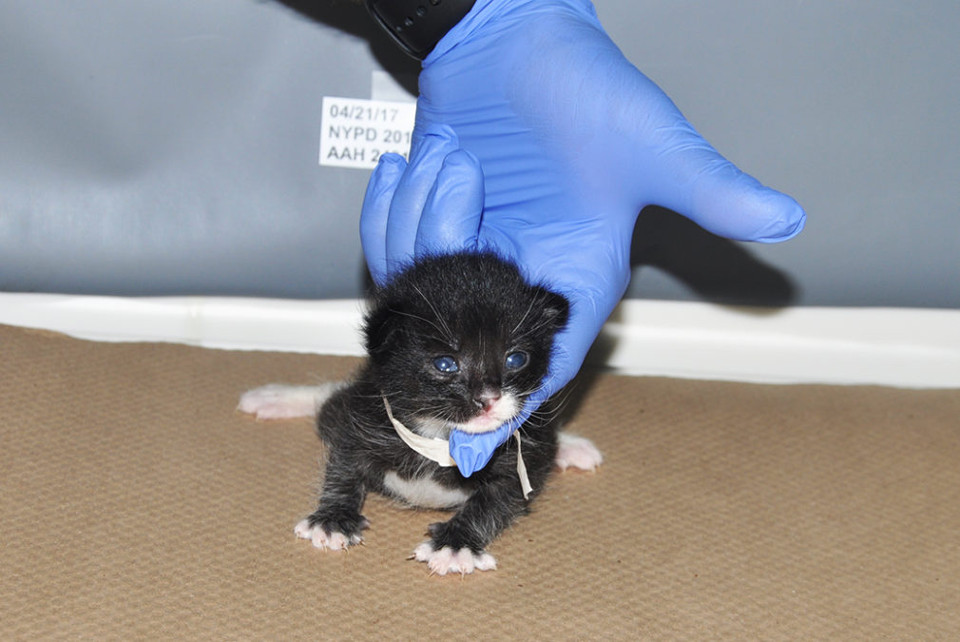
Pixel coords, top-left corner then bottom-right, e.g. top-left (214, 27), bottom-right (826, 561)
top-left (412, 541), bottom-right (497, 576)
top-left (555, 432), bottom-right (604, 472)
top-left (294, 519), bottom-right (363, 551)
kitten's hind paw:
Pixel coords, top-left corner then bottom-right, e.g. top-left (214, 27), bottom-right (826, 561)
top-left (412, 541), bottom-right (497, 576)
top-left (294, 519), bottom-right (363, 551)
top-left (238, 383), bottom-right (341, 420)
top-left (555, 432), bottom-right (604, 472)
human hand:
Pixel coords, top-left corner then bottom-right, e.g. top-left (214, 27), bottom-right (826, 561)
top-left (363, 0), bottom-right (806, 476)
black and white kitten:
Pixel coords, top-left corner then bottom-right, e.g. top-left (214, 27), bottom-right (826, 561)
top-left (239, 252), bottom-right (602, 575)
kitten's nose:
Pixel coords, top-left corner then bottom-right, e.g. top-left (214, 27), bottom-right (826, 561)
top-left (474, 389), bottom-right (501, 412)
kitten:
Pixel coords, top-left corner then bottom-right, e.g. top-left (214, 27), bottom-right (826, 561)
top-left (239, 252), bottom-right (602, 575)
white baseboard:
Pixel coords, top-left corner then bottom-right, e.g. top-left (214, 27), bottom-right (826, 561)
top-left (1, 293), bottom-right (957, 389)
top-left (598, 302), bottom-right (959, 388)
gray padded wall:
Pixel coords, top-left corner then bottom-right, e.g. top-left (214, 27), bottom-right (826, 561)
top-left (1, 1), bottom-right (957, 307)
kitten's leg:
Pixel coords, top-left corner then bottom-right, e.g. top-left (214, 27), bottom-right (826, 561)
top-left (295, 454), bottom-right (369, 551)
top-left (412, 482), bottom-right (525, 576)
top-left (555, 432), bottom-right (603, 472)
top-left (237, 382), bottom-right (343, 420)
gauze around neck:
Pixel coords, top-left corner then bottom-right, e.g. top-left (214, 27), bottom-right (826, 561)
top-left (382, 396), bottom-right (532, 499)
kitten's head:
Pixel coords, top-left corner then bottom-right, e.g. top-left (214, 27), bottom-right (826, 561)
top-left (364, 252), bottom-right (568, 437)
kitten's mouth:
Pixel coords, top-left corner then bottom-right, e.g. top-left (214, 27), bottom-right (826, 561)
top-left (409, 395), bottom-right (521, 437)
top-left (455, 395), bottom-right (520, 435)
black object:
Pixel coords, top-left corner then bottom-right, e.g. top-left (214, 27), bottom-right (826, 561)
top-left (366, 0), bottom-right (477, 60)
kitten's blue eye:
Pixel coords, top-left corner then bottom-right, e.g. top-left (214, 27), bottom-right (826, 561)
top-left (433, 356), bottom-right (459, 373)
top-left (504, 351), bottom-right (528, 370)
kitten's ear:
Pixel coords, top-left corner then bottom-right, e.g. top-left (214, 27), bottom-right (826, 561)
top-left (363, 302), bottom-right (402, 361)
top-left (535, 287), bottom-right (570, 332)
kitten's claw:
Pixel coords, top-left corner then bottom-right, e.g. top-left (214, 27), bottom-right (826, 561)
top-left (413, 541), bottom-right (497, 576)
top-left (294, 519), bottom-right (363, 551)
top-left (555, 432), bottom-right (603, 472)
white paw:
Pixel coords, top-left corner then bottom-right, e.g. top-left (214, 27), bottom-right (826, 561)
top-left (238, 383), bottom-right (340, 420)
top-left (555, 432), bottom-right (603, 472)
top-left (413, 541), bottom-right (497, 576)
top-left (294, 519), bottom-right (362, 551)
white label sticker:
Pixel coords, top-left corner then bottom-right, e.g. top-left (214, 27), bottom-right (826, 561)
top-left (319, 96), bottom-right (416, 170)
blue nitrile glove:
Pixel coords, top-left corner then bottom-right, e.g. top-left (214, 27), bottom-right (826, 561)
top-left (361, 0), bottom-right (806, 477)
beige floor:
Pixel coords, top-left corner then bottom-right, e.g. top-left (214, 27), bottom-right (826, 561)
top-left (1, 323), bottom-right (958, 640)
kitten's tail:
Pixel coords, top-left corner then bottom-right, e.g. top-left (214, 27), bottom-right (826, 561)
top-left (237, 382), bottom-right (345, 420)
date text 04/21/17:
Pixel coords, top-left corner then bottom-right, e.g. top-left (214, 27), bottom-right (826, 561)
top-left (319, 97), bottom-right (416, 170)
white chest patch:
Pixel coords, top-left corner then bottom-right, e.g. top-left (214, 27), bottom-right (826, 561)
top-left (383, 471), bottom-right (471, 510)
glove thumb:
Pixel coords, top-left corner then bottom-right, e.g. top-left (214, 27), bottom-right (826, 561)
top-left (645, 122), bottom-right (806, 243)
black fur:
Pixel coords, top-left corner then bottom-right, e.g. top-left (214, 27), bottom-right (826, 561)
top-left (302, 251), bottom-right (569, 557)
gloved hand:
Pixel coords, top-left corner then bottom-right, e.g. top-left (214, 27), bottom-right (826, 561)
top-left (361, 0), bottom-right (806, 477)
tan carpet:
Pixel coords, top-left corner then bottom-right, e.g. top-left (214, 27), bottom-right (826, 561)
top-left (1, 323), bottom-right (958, 640)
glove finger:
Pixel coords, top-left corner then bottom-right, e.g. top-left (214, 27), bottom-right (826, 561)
top-left (414, 149), bottom-right (484, 257)
top-left (645, 118), bottom-right (806, 243)
top-left (360, 153), bottom-right (407, 286)
top-left (560, 49), bottom-right (807, 243)
top-left (526, 319), bottom-right (598, 412)
top-left (686, 157), bottom-right (806, 243)
top-left (384, 126), bottom-right (460, 274)
top-left (448, 423), bottom-right (514, 477)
